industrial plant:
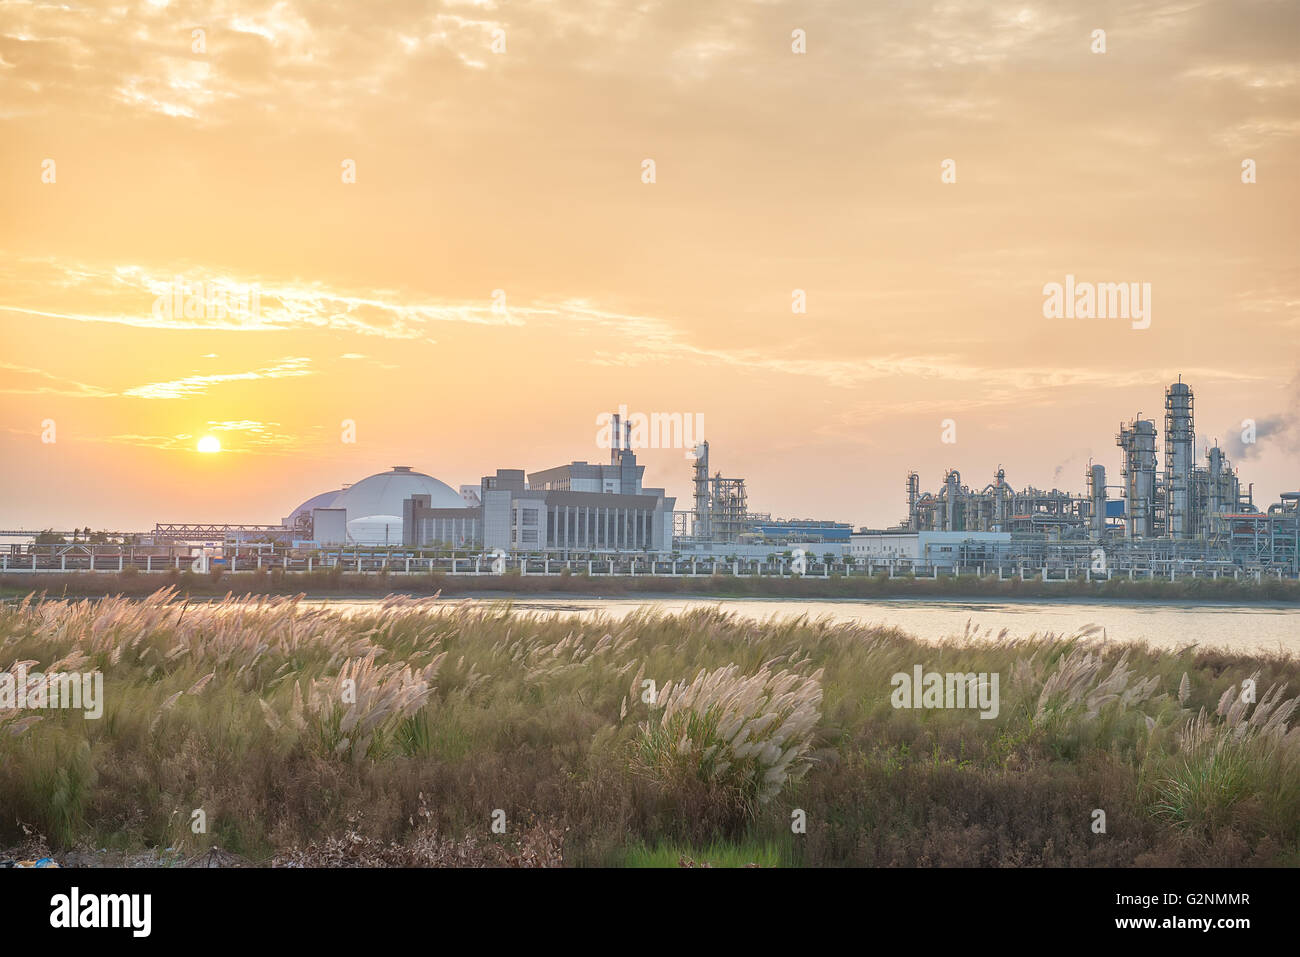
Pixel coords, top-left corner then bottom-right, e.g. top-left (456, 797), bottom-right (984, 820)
top-left (867, 379), bottom-right (1298, 576)
top-left (3, 381), bottom-right (1296, 579)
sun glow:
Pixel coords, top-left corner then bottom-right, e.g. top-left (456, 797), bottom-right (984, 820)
top-left (197, 435), bottom-right (221, 453)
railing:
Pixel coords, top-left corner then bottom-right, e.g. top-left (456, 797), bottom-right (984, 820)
top-left (1, 551), bottom-right (1295, 581)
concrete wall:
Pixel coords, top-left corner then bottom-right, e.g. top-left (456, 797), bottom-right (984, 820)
top-left (482, 489), bottom-right (514, 550)
top-left (311, 508), bottom-right (348, 545)
top-left (849, 531), bottom-right (1010, 566)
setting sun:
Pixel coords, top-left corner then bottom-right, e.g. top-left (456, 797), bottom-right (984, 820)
top-left (197, 435), bottom-right (221, 454)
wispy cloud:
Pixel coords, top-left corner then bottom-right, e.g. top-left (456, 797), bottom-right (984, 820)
top-left (123, 357), bottom-right (313, 399)
top-left (0, 361), bottom-right (116, 398)
top-left (0, 260), bottom-right (528, 338)
top-left (93, 420), bottom-right (301, 453)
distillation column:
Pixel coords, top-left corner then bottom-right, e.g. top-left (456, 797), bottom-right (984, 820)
top-left (1118, 418), bottom-right (1158, 539)
top-left (906, 472), bottom-right (920, 531)
top-left (944, 469), bottom-right (961, 531)
top-left (692, 440), bottom-right (710, 540)
top-left (1088, 464), bottom-right (1107, 539)
top-left (1164, 381), bottom-right (1195, 539)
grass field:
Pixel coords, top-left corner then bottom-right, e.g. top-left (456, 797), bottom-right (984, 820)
top-left (2, 588), bottom-right (1297, 867)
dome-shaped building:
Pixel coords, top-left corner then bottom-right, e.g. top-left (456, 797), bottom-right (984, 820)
top-left (284, 489), bottom-right (341, 527)
top-left (286, 466), bottom-right (466, 545)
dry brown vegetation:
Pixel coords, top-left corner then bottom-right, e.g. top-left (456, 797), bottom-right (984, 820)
top-left (2, 588), bottom-right (1297, 866)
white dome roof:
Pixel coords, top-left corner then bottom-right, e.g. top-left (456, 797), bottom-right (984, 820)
top-left (288, 466), bottom-right (467, 544)
top-left (283, 489), bottom-right (341, 527)
top-left (331, 466), bottom-right (466, 516)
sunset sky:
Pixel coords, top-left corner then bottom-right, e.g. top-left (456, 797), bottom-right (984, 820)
top-left (1, 0), bottom-right (1297, 532)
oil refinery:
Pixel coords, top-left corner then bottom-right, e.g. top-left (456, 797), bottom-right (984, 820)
top-left (2, 379), bottom-right (1296, 579)
top-left (878, 379), bottom-right (1297, 576)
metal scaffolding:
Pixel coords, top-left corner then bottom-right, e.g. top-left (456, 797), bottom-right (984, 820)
top-left (901, 378), bottom-right (1297, 571)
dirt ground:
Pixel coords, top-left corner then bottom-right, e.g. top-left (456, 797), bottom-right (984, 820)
top-left (3, 821), bottom-right (566, 868)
